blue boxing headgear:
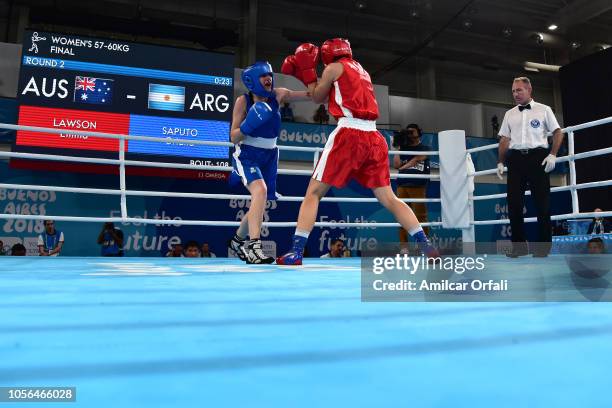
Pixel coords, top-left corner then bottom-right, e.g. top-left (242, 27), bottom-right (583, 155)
top-left (241, 61), bottom-right (274, 98)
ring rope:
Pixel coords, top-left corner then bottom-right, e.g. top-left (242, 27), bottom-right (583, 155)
top-left (0, 123), bottom-right (440, 157)
top-left (0, 213), bottom-right (443, 228)
top-left (0, 183), bottom-right (442, 203)
top-left (0, 151), bottom-right (439, 180)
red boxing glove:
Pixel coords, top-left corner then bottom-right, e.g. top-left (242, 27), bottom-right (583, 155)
top-left (281, 55), bottom-right (305, 84)
top-left (281, 55), bottom-right (297, 76)
top-left (294, 43), bottom-right (319, 85)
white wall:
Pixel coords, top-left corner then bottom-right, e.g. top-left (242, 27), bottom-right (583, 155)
top-left (389, 95), bottom-right (484, 136)
top-left (389, 95), bottom-right (564, 138)
top-left (481, 104), bottom-right (511, 138)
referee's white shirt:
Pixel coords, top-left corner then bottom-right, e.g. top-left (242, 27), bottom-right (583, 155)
top-left (498, 100), bottom-right (561, 149)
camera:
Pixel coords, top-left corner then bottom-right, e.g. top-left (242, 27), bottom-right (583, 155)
top-left (393, 124), bottom-right (422, 150)
top-left (392, 129), bottom-right (410, 150)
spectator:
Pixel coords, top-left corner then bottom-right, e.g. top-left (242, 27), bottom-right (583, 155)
top-left (0, 240), bottom-right (7, 256)
top-left (280, 102), bottom-right (295, 122)
top-left (184, 241), bottom-right (201, 258)
top-left (313, 104), bottom-right (330, 124)
top-left (587, 237), bottom-right (606, 254)
top-left (200, 242), bottom-right (216, 258)
top-left (11, 243), bottom-right (26, 256)
top-left (166, 243), bottom-right (184, 257)
top-left (97, 222), bottom-right (124, 257)
top-left (320, 238), bottom-right (345, 258)
top-left (38, 219), bottom-right (64, 256)
top-left (587, 208), bottom-right (611, 235)
top-left (393, 124), bottom-right (431, 242)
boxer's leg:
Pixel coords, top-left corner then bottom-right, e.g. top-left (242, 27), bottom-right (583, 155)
top-left (373, 186), bottom-right (438, 257)
top-left (276, 178), bottom-right (331, 265)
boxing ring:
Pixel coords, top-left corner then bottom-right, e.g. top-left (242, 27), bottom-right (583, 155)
top-left (0, 118), bottom-right (611, 407)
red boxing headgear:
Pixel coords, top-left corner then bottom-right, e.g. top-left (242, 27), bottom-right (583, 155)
top-left (321, 38), bottom-right (352, 65)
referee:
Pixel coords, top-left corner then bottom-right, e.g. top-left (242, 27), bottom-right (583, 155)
top-left (497, 77), bottom-right (563, 257)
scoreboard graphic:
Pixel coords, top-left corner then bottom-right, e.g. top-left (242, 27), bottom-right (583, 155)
top-left (14, 30), bottom-right (234, 172)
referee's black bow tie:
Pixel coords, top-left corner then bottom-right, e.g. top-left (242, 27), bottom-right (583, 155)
top-left (519, 104), bottom-right (531, 112)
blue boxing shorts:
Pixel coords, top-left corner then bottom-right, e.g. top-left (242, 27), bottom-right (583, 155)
top-left (229, 143), bottom-right (280, 200)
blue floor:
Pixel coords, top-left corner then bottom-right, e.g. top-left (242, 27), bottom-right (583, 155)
top-left (1, 256), bottom-right (611, 407)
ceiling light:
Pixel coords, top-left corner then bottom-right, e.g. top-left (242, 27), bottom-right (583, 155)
top-left (524, 61), bottom-right (561, 72)
top-left (570, 41), bottom-right (581, 50)
top-left (462, 19), bottom-right (473, 30)
top-left (502, 27), bottom-right (512, 38)
top-left (533, 33), bottom-right (544, 45)
top-left (354, 0), bottom-right (367, 11)
top-left (548, 24), bottom-right (558, 31)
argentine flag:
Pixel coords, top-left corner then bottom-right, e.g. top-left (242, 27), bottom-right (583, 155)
top-left (148, 84), bottom-right (185, 112)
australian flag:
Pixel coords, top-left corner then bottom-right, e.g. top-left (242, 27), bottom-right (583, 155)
top-left (74, 76), bottom-right (113, 105)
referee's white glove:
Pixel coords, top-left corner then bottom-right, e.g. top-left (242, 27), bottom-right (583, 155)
top-left (541, 154), bottom-right (556, 173)
top-left (496, 162), bottom-right (505, 180)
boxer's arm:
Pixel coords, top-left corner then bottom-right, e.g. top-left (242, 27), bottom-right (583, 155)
top-left (275, 88), bottom-right (312, 103)
top-left (230, 95), bottom-right (247, 144)
top-left (308, 63), bottom-right (343, 104)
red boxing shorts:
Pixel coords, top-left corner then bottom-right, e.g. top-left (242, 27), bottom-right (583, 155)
top-left (312, 118), bottom-right (390, 189)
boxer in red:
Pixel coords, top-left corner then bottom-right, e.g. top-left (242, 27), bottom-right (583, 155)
top-left (277, 38), bottom-right (438, 265)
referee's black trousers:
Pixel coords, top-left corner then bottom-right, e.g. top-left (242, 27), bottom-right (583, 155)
top-left (506, 148), bottom-right (552, 247)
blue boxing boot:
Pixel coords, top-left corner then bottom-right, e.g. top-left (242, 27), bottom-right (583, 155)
top-left (276, 231), bottom-right (308, 265)
top-left (410, 227), bottom-right (440, 258)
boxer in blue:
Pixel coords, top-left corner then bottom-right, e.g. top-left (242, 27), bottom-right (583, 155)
top-left (228, 61), bottom-right (311, 263)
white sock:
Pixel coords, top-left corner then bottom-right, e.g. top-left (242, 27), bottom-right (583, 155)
top-left (408, 226), bottom-right (423, 236)
top-left (295, 228), bottom-right (310, 239)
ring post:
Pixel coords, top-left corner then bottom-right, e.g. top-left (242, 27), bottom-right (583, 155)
top-left (438, 130), bottom-right (473, 253)
top-left (568, 130), bottom-right (579, 214)
top-left (119, 135), bottom-right (128, 221)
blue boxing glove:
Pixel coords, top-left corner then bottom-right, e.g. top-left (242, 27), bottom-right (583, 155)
top-left (240, 102), bottom-right (274, 136)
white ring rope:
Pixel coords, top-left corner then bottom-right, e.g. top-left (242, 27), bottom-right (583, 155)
top-left (0, 151), bottom-right (439, 180)
top-left (472, 179), bottom-right (612, 201)
top-left (472, 211), bottom-right (612, 226)
top-left (466, 143), bottom-right (499, 154)
top-left (465, 115), bottom-right (612, 229)
top-left (470, 146), bottom-right (612, 178)
top-left (0, 120), bottom-right (443, 230)
top-left (0, 123), bottom-right (440, 157)
top-left (0, 183), bottom-right (441, 204)
top-left (466, 116), bottom-right (612, 155)
top-left (0, 213), bottom-right (443, 228)
top-left (1, 116), bottom-right (609, 232)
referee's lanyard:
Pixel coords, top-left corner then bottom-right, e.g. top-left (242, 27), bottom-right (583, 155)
top-left (594, 222), bottom-right (603, 235)
top-left (45, 232), bottom-right (58, 251)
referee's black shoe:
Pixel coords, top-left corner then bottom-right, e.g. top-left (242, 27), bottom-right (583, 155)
top-left (531, 243), bottom-right (551, 258)
top-left (506, 242), bottom-right (529, 258)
